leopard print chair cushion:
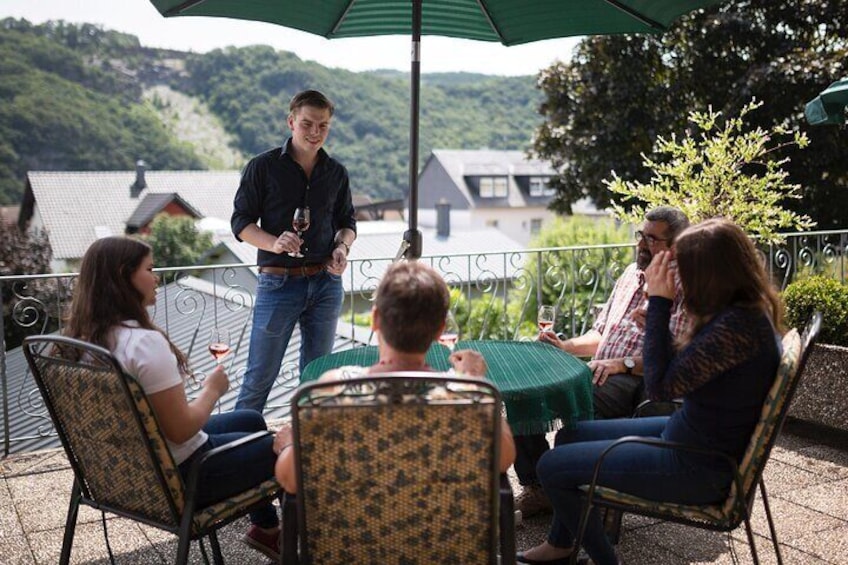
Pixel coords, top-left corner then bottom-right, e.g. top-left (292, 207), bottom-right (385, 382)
top-left (296, 381), bottom-right (500, 564)
top-left (37, 358), bottom-right (184, 526)
top-left (33, 343), bottom-right (281, 535)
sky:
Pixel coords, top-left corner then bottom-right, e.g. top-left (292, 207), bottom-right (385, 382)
top-left (3, 0), bottom-right (581, 76)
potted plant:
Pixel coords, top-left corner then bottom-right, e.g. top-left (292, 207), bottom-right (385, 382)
top-left (783, 275), bottom-right (848, 431)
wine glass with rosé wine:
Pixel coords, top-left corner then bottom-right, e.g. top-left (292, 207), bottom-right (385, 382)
top-left (438, 311), bottom-right (461, 351)
top-left (538, 305), bottom-right (556, 334)
top-left (208, 328), bottom-right (231, 363)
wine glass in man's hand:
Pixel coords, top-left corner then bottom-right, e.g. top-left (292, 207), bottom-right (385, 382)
top-left (288, 207), bottom-right (311, 258)
top-left (538, 305), bottom-right (556, 334)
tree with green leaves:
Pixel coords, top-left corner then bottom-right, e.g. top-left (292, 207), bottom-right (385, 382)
top-left (144, 214), bottom-right (214, 268)
top-left (607, 100), bottom-right (814, 243)
top-left (511, 217), bottom-right (632, 338)
top-left (447, 218), bottom-right (632, 341)
top-left (532, 0), bottom-right (848, 228)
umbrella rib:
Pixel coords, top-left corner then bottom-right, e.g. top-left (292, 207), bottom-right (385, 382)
top-left (164, 0), bottom-right (209, 16)
top-left (602, 0), bottom-right (665, 31)
top-left (475, 0), bottom-right (505, 43)
top-left (330, 0), bottom-right (358, 36)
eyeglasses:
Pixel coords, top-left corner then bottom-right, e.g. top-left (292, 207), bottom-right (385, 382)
top-left (635, 230), bottom-right (671, 247)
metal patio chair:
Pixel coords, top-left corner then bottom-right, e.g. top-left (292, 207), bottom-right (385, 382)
top-left (281, 372), bottom-right (515, 565)
top-left (23, 335), bottom-right (283, 565)
top-left (572, 312), bottom-right (822, 565)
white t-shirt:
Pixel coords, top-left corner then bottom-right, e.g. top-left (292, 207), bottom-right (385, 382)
top-left (109, 321), bottom-right (207, 465)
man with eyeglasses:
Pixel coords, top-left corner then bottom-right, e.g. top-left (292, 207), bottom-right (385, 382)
top-left (514, 205), bottom-right (690, 519)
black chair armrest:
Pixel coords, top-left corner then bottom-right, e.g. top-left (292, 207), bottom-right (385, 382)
top-left (583, 436), bottom-right (747, 518)
top-left (593, 435), bottom-right (738, 471)
top-left (195, 430), bottom-right (274, 467)
top-left (632, 398), bottom-right (683, 418)
top-left (184, 431), bottom-right (277, 512)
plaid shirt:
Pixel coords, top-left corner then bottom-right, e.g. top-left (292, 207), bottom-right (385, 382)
top-left (592, 262), bottom-right (687, 361)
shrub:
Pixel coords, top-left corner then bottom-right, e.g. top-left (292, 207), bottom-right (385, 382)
top-left (607, 99), bottom-right (814, 244)
top-left (783, 276), bottom-right (848, 347)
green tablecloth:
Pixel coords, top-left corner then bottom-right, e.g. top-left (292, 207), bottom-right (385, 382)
top-left (301, 340), bottom-right (593, 435)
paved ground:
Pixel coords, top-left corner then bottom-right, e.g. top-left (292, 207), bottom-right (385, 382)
top-left (2, 419), bottom-right (848, 564)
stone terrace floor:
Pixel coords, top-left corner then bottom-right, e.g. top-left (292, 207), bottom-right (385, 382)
top-left (3, 419), bottom-right (848, 564)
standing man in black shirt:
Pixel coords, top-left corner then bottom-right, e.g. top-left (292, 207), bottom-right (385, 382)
top-left (231, 90), bottom-right (356, 413)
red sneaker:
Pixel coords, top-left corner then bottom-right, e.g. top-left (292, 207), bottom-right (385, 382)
top-left (241, 525), bottom-right (281, 562)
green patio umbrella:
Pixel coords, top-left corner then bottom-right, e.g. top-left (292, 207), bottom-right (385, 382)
top-left (149, 0), bottom-right (726, 258)
top-left (805, 78), bottom-right (848, 126)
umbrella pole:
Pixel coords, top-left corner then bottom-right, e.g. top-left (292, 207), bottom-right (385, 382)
top-left (402, 0), bottom-right (423, 260)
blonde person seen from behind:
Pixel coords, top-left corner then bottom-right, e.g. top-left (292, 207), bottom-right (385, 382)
top-left (274, 261), bottom-right (516, 493)
top-left (62, 237), bottom-right (282, 562)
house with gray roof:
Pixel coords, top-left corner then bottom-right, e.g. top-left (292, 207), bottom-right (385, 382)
top-left (125, 192), bottom-right (204, 234)
top-left (18, 161), bottom-right (241, 272)
top-left (200, 220), bottom-right (524, 296)
top-left (416, 149), bottom-right (605, 245)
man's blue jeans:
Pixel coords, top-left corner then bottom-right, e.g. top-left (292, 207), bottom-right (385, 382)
top-left (178, 409), bottom-right (278, 528)
top-left (236, 270), bottom-right (343, 413)
top-left (538, 417), bottom-right (732, 565)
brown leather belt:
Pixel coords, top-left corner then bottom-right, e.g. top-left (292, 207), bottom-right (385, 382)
top-left (259, 264), bottom-right (325, 277)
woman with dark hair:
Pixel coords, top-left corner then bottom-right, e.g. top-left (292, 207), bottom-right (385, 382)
top-left (518, 218), bottom-right (783, 565)
top-left (64, 237), bottom-right (282, 561)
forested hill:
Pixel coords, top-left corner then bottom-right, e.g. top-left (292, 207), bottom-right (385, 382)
top-left (0, 18), bottom-right (543, 206)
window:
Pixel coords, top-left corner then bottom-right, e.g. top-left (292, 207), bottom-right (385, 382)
top-left (479, 177), bottom-right (508, 198)
top-left (529, 176), bottom-right (555, 197)
top-left (530, 218), bottom-right (543, 234)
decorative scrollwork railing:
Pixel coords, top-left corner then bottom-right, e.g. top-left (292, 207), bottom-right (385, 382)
top-left (2, 228), bottom-right (847, 455)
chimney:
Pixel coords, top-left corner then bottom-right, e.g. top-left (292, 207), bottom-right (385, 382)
top-left (131, 159), bottom-right (147, 198)
top-left (436, 198), bottom-right (451, 238)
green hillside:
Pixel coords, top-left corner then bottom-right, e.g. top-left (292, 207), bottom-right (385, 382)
top-left (0, 18), bottom-right (542, 206)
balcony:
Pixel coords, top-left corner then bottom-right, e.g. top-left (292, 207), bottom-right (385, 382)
top-left (3, 229), bottom-right (848, 455)
top-left (2, 229), bottom-right (848, 563)
top-left (2, 409), bottom-right (848, 563)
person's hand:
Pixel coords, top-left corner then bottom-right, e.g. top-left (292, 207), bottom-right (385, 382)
top-left (539, 330), bottom-right (569, 352)
top-left (273, 424), bottom-right (293, 455)
top-left (325, 246), bottom-right (348, 275)
top-left (204, 364), bottom-right (229, 397)
top-left (271, 231), bottom-right (302, 255)
top-left (644, 250), bottom-right (675, 300)
top-left (449, 349), bottom-right (487, 378)
top-left (587, 358), bottom-right (625, 386)
top-left (630, 307), bottom-right (647, 329)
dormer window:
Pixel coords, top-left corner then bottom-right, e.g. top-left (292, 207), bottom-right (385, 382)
top-left (480, 177), bottom-right (508, 198)
top-left (529, 176), bottom-right (555, 197)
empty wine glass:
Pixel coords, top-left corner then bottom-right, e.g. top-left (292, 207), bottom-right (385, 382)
top-left (439, 311), bottom-right (461, 351)
top-left (288, 206), bottom-right (311, 258)
top-left (208, 328), bottom-right (231, 363)
top-left (538, 305), bottom-right (556, 334)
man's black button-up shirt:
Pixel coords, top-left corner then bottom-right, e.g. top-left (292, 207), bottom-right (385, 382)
top-left (231, 138), bottom-right (357, 268)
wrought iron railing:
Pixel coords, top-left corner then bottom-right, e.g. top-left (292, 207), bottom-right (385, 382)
top-left (2, 228), bottom-right (847, 455)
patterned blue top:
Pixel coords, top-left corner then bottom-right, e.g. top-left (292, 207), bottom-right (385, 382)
top-left (644, 297), bottom-right (781, 462)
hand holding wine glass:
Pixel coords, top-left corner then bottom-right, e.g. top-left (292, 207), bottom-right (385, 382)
top-left (438, 311), bottom-right (461, 351)
top-left (288, 207), bottom-right (311, 258)
top-left (538, 305), bottom-right (556, 334)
